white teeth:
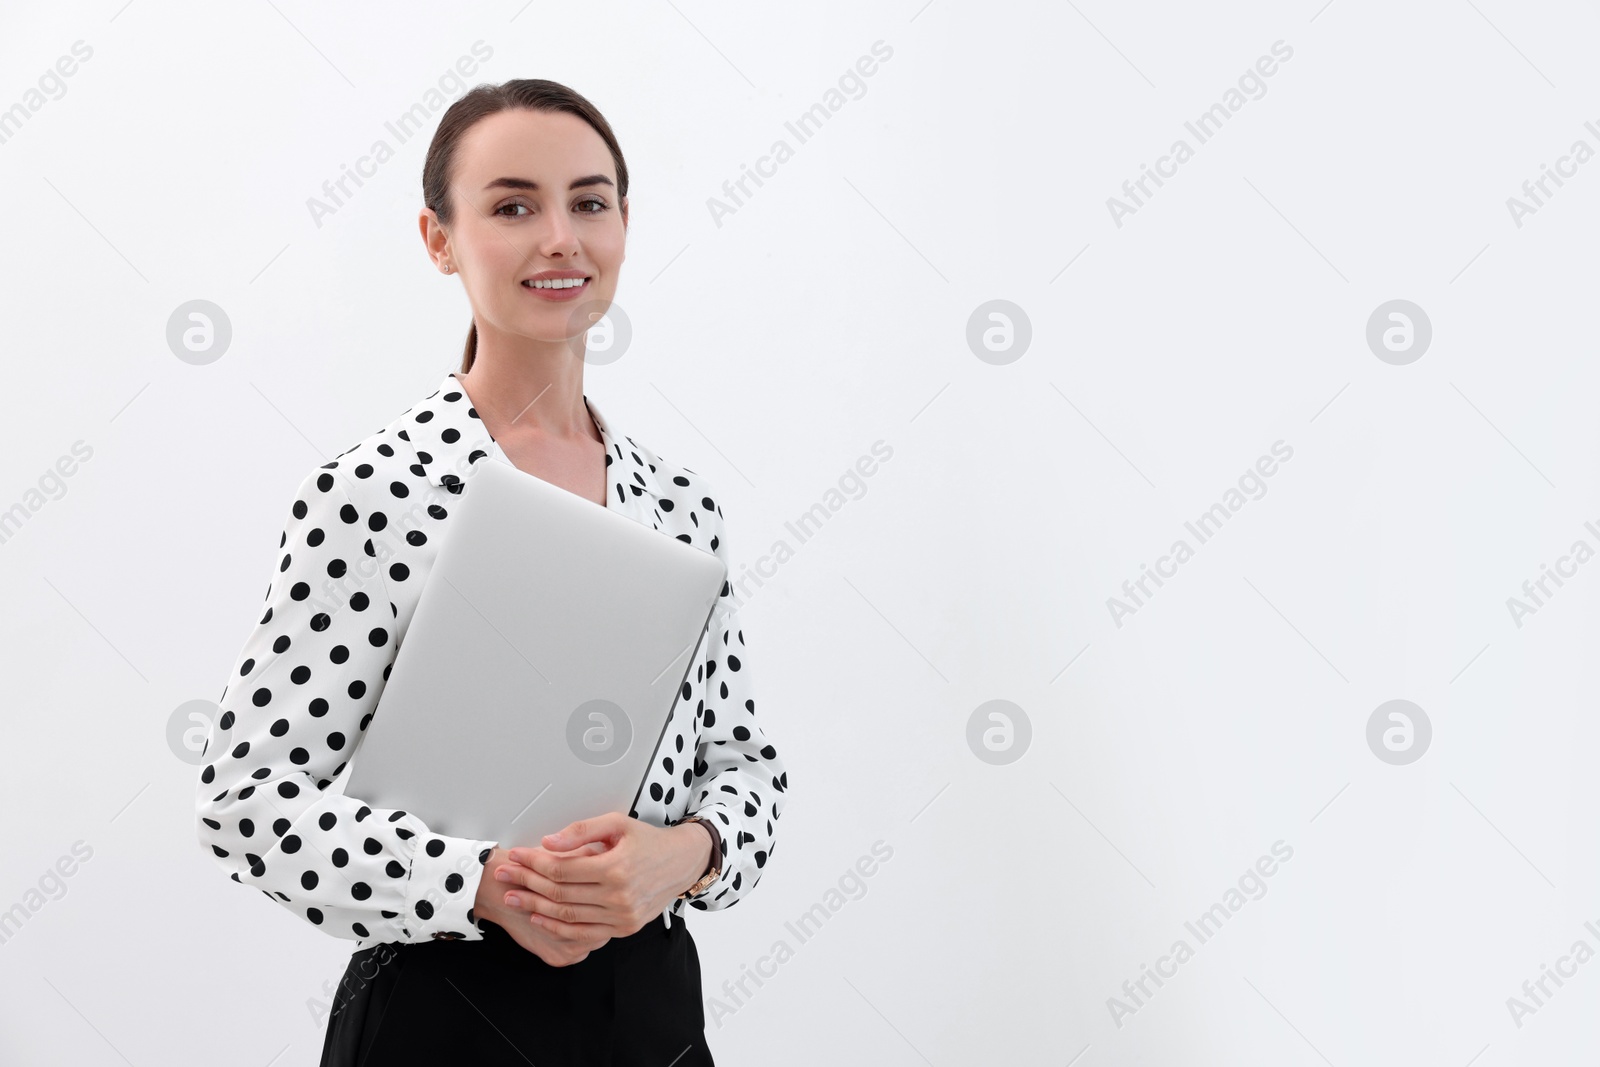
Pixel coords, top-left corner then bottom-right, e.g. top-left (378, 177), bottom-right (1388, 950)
top-left (525, 277), bottom-right (588, 289)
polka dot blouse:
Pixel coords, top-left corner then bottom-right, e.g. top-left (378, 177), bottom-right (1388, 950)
top-left (195, 370), bottom-right (788, 947)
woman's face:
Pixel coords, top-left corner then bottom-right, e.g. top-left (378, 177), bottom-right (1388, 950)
top-left (427, 107), bottom-right (627, 350)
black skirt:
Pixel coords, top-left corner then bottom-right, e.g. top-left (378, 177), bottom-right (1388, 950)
top-left (319, 913), bottom-right (714, 1065)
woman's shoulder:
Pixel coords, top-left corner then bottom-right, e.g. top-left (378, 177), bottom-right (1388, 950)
top-left (635, 437), bottom-right (716, 498)
top-left (310, 424), bottom-right (422, 507)
top-left (303, 380), bottom-right (473, 508)
top-left (627, 436), bottom-right (730, 535)
top-left (267, 436), bottom-right (433, 559)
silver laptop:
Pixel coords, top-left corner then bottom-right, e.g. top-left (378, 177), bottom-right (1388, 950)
top-left (338, 456), bottom-right (728, 850)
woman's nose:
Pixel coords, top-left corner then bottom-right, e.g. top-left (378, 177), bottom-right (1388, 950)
top-left (539, 217), bottom-right (581, 255)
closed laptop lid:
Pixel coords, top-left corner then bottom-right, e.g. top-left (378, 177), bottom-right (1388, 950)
top-left (338, 455), bottom-right (728, 849)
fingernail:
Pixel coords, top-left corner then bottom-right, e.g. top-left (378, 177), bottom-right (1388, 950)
top-left (495, 870), bottom-right (510, 881)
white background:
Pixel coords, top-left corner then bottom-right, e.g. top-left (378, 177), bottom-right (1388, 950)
top-left (1, 1), bottom-right (1598, 1064)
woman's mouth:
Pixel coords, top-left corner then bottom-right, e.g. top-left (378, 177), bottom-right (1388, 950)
top-left (522, 277), bottom-right (591, 301)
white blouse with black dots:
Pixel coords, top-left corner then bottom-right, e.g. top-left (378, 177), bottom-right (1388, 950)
top-left (194, 370), bottom-right (788, 947)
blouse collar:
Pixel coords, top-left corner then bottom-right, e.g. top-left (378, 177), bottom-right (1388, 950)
top-left (396, 370), bottom-right (663, 529)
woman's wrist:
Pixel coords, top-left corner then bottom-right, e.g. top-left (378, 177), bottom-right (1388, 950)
top-left (675, 820), bottom-right (719, 892)
top-left (474, 845), bottom-right (511, 920)
top-left (694, 818), bottom-right (721, 874)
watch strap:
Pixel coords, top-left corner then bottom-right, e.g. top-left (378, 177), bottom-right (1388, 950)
top-left (676, 816), bottom-right (722, 899)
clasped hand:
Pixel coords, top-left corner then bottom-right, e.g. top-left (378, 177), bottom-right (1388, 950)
top-left (480, 812), bottom-right (709, 967)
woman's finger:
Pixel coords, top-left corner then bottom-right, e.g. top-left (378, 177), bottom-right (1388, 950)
top-left (506, 892), bottom-right (612, 928)
top-left (507, 843), bottom-right (612, 886)
top-left (525, 906), bottom-right (619, 942)
top-left (494, 860), bottom-right (604, 906)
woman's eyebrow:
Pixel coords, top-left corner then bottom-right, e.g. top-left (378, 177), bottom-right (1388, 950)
top-left (482, 174), bottom-right (614, 192)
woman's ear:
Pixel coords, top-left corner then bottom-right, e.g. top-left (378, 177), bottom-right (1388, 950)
top-left (419, 208), bottom-right (447, 258)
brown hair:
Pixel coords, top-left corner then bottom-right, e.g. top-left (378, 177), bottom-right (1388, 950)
top-left (421, 79), bottom-right (630, 373)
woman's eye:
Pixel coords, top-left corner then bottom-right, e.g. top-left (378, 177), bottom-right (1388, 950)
top-left (496, 199), bottom-right (605, 217)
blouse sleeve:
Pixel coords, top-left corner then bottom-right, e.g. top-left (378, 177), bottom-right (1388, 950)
top-left (680, 487), bottom-right (789, 912)
top-left (194, 464), bottom-right (498, 944)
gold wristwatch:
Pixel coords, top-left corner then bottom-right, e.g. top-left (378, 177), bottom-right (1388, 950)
top-left (676, 815), bottom-right (721, 899)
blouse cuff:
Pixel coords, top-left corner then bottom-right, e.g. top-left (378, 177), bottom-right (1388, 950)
top-left (401, 833), bottom-right (498, 942)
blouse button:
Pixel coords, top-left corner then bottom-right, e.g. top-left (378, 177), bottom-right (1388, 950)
top-left (431, 931), bottom-right (464, 941)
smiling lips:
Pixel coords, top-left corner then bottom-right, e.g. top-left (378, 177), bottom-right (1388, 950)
top-left (522, 275), bottom-right (591, 301)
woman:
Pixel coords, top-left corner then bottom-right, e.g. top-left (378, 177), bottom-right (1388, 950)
top-left (193, 79), bottom-right (788, 1064)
